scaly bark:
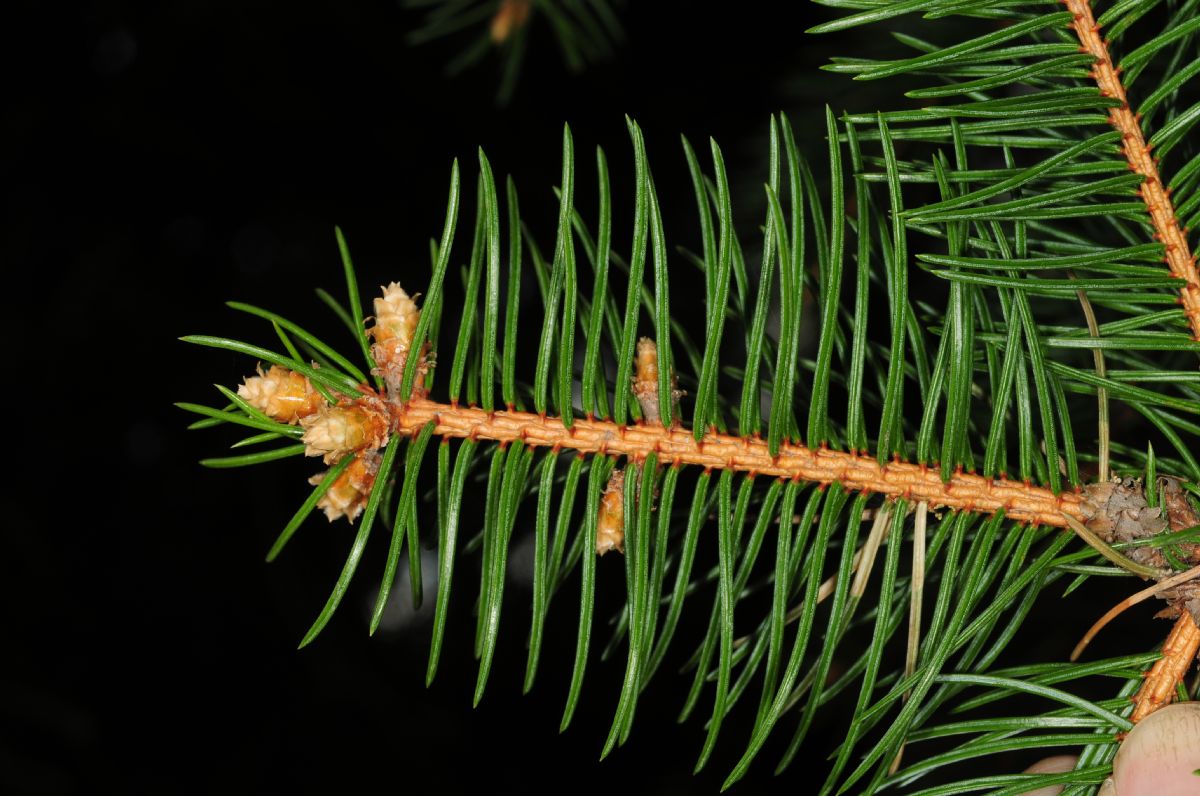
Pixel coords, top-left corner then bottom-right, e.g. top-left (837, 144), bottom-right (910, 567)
top-left (1065, 0), bottom-right (1200, 340)
top-left (390, 397), bottom-right (1083, 526)
top-left (1130, 613), bottom-right (1200, 724)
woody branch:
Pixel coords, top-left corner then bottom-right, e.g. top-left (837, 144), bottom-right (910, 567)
top-left (1065, 0), bottom-right (1200, 341)
top-left (389, 397), bottom-right (1084, 526)
top-left (1064, 0), bottom-right (1200, 718)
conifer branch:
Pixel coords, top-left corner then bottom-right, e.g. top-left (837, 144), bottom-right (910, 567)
top-left (1129, 613), bottom-right (1200, 724)
top-left (185, 3), bottom-right (1200, 772)
top-left (1059, 0), bottom-right (1200, 725)
top-left (389, 397), bottom-right (1084, 526)
top-left (1065, 0), bottom-right (1200, 341)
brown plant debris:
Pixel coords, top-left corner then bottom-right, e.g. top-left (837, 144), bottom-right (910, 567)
top-left (1078, 476), bottom-right (1200, 724)
top-left (1155, 478), bottom-right (1200, 624)
top-left (1080, 476), bottom-right (1200, 622)
top-left (1080, 476), bottom-right (1170, 569)
top-left (1161, 477), bottom-right (1200, 533)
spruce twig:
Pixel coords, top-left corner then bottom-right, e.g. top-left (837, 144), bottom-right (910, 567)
top-left (391, 397), bottom-right (1084, 525)
top-left (1066, 0), bottom-right (1200, 340)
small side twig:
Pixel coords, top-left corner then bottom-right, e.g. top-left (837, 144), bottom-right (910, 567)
top-left (1065, 0), bottom-right (1200, 340)
top-left (1129, 613), bottom-right (1200, 724)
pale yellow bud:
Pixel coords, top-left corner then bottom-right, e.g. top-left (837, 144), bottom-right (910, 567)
top-left (238, 365), bottom-right (324, 423)
top-left (369, 282), bottom-right (430, 398)
top-left (371, 282), bottom-right (420, 346)
top-left (310, 452), bottom-right (380, 523)
top-left (300, 402), bottom-right (389, 463)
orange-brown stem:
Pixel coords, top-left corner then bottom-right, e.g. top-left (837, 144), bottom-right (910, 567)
top-left (1129, 613), bottom-right (1200, 724)
top-left (1065, 0), bottom-right (1200, 340)
top-left (390, 398), bottom-right (1083, 525)
top-left (1063, 0), bottom-right (1200, 703)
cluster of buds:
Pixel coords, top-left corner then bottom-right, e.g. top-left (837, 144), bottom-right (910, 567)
top-left (297, 393), bottom-right (391, 521)
top-left (235, 283), bottom-right (432, 525)
top-left (237, 284), bottom-right (439, 523)
top-left (597, 338), bottom-right (682, 556)
top-left (369, 282), bottom-right (430, 400)
top-left (632, 337), bottom-right (683, 426)
top-left (239, 330), bottom-right (406, 522)
top-left (596, 468), bottom-right (626, 556)
top-left (238, 284), bottom-right (437, 524)
top-left (240, 362), bottom-right (392, 522)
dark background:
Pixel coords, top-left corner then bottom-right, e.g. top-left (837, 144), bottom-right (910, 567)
top-left (5, 2), bottom-right (838, 792)
top-left (3, 2), bottom-right (1169, 794)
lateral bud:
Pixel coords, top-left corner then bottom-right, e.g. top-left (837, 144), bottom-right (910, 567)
top-left (311, 451), bottom-right (381, 523)
top-left (369, 282), bottom-right (431, 399)
top-left (238, 364), bottom-right (324, 423)
top-left (299, 396), bottom-right (390, 463)
top-left (632, 337), bottom-right (683, 426)
top-left (596, 468), bottom-right (626, 556)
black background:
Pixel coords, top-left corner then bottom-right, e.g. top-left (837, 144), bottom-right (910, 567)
top-left (3, 2), bottom-right (1169, 794)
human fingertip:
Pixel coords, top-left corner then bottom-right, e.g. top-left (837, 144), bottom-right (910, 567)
top-left (1110, 702), bottom-right (1200, 796)
top-left (1018, 754), bottom-right (1079, 796)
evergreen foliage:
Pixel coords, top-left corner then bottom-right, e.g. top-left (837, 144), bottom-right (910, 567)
top-left (183, 1), bottom-right (1200, 792)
